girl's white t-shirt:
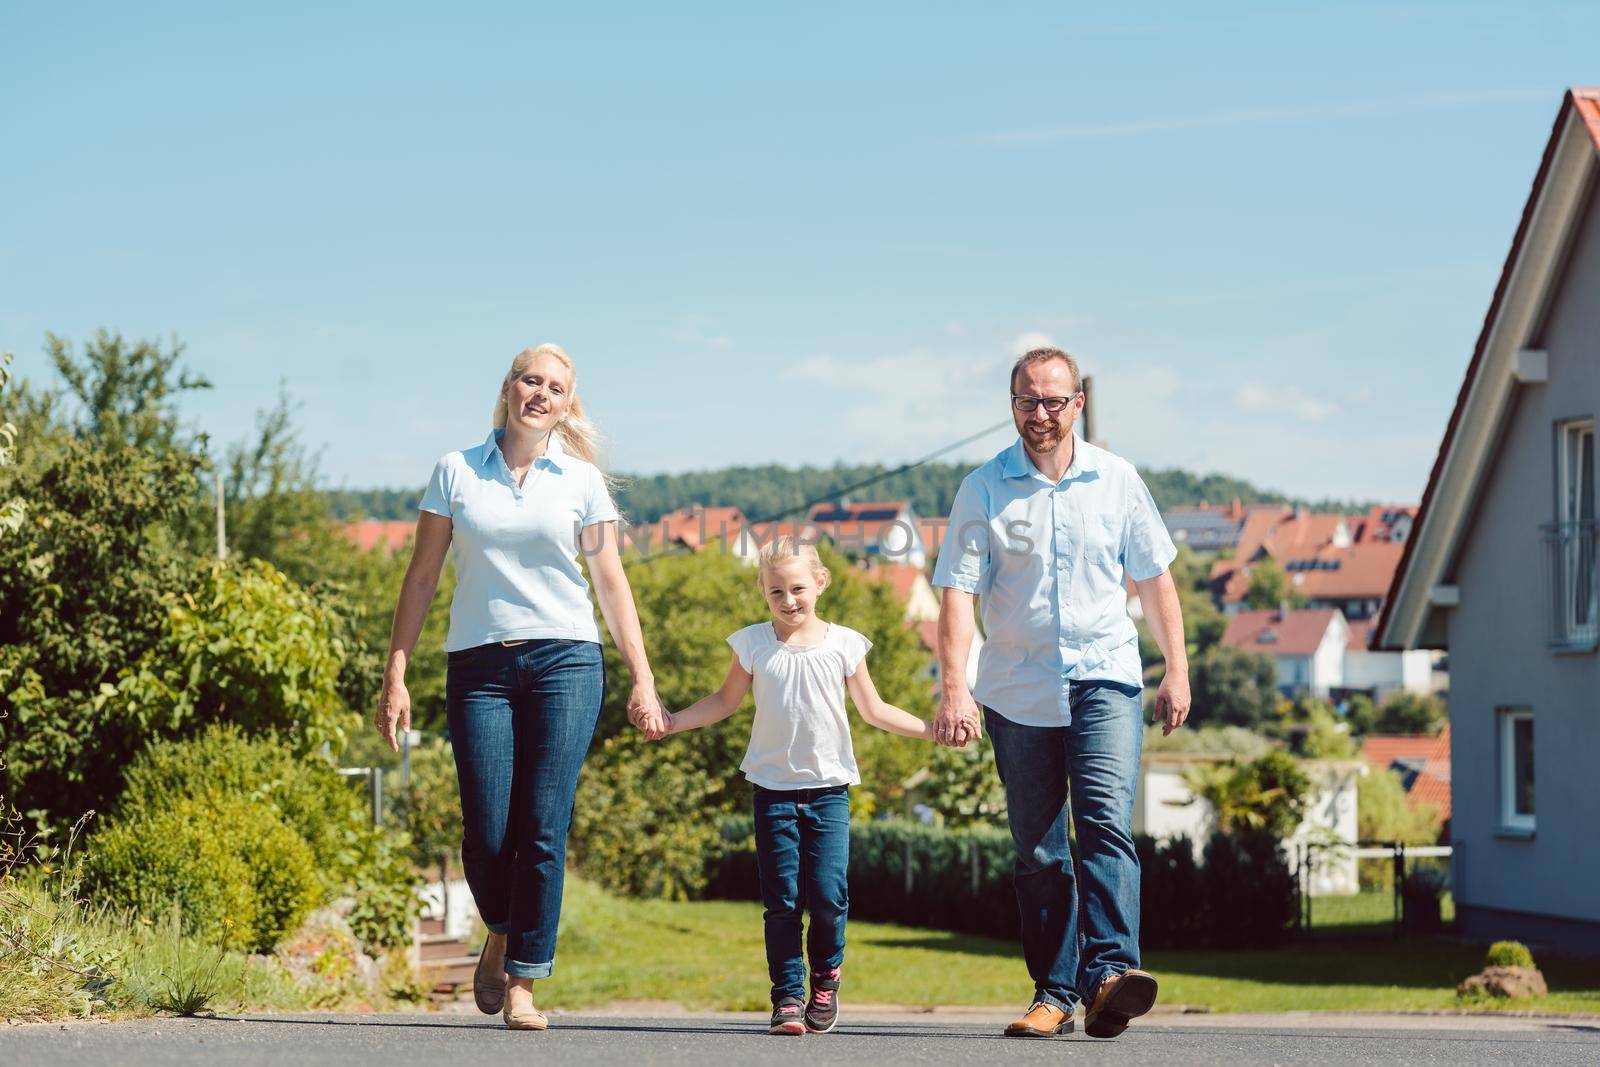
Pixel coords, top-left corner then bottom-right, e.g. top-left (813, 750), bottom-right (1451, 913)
top-left (726, 622), bottom-right (873, 790)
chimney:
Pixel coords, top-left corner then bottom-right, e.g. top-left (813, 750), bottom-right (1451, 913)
top-left (1277, 600), bottom-right (1290, 621)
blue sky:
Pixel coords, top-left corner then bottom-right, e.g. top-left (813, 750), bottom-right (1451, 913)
top-left (3, 3), bottom-right (1596, 502)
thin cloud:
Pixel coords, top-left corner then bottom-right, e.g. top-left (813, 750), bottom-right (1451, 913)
top-left (976, 88), bottom-right (1550, 145)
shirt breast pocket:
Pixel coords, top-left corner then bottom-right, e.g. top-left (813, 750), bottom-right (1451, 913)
top-left (1083, 513), bottom-right (1125, 566)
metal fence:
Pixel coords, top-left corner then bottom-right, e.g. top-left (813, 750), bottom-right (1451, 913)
top-left (1541, 520), bottom-right (1598, 648)
top-left (1294, 840), bottom-right (1454, 937)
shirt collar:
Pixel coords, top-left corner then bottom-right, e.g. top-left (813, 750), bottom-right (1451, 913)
top-left (482, 429), bottom-right (568, 474)
top-left (1001, 435), bottom-right (1099, 483)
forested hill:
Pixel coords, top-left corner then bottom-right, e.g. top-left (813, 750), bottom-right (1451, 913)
top-left (323, 463), bottom-right (1366, 524)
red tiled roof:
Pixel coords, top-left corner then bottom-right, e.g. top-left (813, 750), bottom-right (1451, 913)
top-left (858, 562), bottom-right (928, 603)
top-left (917, 619), bottom-right (940, 654)
top-left (1354, 505), bottom-right (1418, 543)
top-left (919, 516), bottom-right (950, 557)
top-left (1360, 734), bottom-right (1440, 771)
top-left (1219, 541), bottom-right (1405, 606)
top-left (340, 519), bottom-right (415, 555)
top-left (808, 500), bottom-right (921, 554)
top-left (1346, 618), bottom-right (1376, 652)
top-left (1362, 726), bottom-right (1451, 823)
top-left (1221, 608), bottom-right (1341, 657)
top-left (658, 506), bottom-right (750, 552)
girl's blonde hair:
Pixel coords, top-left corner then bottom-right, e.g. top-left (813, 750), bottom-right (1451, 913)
top-left (492, 343), bottom-right (604, 467)
top-left (757, 535), bottom-right (830, 588)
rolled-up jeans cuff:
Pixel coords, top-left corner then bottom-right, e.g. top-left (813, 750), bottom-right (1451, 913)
top-left (1037, 989), bottom-right (1076, 1013)
top-left (505, 958), bottom-right (554, 980)
top-left (485, 921), bottom-right (510, 935)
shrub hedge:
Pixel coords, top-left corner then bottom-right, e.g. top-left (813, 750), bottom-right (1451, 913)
top-left (106, 726), bottom-right (420, 951)
top-left (706, 817), bottom-right (1296, 949)
top-left (86, 796), bottom-right (319, 952)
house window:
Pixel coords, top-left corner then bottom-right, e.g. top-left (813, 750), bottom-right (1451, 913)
top-left (1546, 419), bottom-right (1597, 647)
top-left (1498, 708), bottom-right (1535, 833)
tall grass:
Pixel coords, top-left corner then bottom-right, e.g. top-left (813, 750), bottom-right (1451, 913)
top-left (0, 806), bottom-right (313, 1021)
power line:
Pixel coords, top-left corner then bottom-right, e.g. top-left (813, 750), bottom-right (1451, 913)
top-left (751, 418), bottom-right (1014, 525)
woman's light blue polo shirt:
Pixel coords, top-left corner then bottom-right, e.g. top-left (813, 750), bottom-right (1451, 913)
top-left (419, 429), bottom-right (619, 651)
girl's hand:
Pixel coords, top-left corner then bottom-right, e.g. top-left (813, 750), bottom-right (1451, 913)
top-left (628, 680), bottom-right (669, 741)
top-left (375, 677), bottom-right (411, 752)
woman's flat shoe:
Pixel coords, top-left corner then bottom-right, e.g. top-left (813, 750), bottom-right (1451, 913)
top-left (473, 934), bottom-right (507, 1014)
top-left (503, 1000), bottom-right (549, 1031)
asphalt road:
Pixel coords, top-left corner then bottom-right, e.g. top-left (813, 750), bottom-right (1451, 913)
top-left (6, 1012), bottom-right (1600, 1066)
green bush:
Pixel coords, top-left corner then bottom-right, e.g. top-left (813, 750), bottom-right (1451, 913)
top-left (115, 727), bottom-right (420, 951)
top-left (570, 732), bottom-right (728, 899)
top-left (1485, 940), bottom-right (1536, 969)
top-left (86, 796), bottom-right (318, 952)
top-left (705, 817), bottom-right (1297, 949)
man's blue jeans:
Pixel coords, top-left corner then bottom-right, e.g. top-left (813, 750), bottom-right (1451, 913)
top-left (984, 680), bottom-right (1144, 1012)
top-left (752, 784), bottom-right (850, 1004)
top-left (446, 639), bottom-right (605, 980)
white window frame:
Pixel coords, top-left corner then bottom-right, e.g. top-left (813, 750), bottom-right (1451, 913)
top-left (1558, 419), bottom-right (1594, 522)
top-left (1498, 708), bottom-right (1535, 834)
top-left (1555, 419), bottom-right (1596, 645)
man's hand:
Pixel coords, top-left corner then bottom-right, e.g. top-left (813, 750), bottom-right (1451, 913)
top-left (936, 686), bottom-right (982, 748)
top-left (627, 680), bottom-right (669, 741)
top-left (1154, 667), bottom-right (1191, 736)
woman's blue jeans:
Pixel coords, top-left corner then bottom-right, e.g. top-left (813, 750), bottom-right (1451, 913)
top-left (752, 784), bottom-right (850, 1004)
top-left (984, 680), bottom-right (1144, 1012)
top-left (446, 639), bottom-right (604, 979)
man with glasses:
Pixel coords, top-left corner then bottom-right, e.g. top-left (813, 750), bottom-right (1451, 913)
top-left (931, 347), bottom-right (1190, 1040)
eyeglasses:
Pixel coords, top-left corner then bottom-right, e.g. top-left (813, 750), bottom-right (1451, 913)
top-left (1010, 393), bottom-right (1079, 414)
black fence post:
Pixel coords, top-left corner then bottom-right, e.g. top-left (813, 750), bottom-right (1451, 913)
top-left (1393, 842), bottom-right (1405, 936)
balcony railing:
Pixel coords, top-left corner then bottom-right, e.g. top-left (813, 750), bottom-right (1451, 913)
top-left (1541, 520), bottom-right (1598, 649)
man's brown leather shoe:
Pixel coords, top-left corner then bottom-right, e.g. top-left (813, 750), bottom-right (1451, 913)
top-left (1003, 1000), bottom-right (1074, 1038)
top-left (1083, 969), bottom-right (1158, 1039)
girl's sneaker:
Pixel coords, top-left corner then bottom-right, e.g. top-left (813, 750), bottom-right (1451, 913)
top-left (769, 997), bottom-right (806, 1036)
top-left (805, 968), bottom-right (841, 1033)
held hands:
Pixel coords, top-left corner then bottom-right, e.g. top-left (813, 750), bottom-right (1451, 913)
top-left (934, 686), bottom-right (982, 748)
top-left (374, 676), bottom-right (411, 753)
top-left (1154, 667), bottom-right (1192, 736)
top-left (627, 679), bottom-right (670, 741)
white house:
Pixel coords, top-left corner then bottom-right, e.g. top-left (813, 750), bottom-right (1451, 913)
top-left (1134, 754), bottom-right (1367, 895)
top-left (1376, 88), bottom-right (1600, 952)
top-left (1221, 607), bottom-right (1349, 698)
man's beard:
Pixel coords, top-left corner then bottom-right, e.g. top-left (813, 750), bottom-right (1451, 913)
top-left (1024, 421), bottom-right (1066, 453)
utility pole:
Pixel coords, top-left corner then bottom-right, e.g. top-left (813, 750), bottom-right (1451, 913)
top-left (215, 467), bottom-right (227, 561)
top-left (1081, 373), bottom-right (1099, 447)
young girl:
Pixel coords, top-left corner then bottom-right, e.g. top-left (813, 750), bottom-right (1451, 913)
top-left (666, 536), bottom-right (936, 1036)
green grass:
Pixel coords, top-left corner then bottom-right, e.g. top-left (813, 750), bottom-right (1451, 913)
top-left (539, 878), bottom-right (1600, 1015)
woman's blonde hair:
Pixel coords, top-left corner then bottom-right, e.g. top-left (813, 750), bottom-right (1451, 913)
top-left (493, 343), bottom-right (604, 467)
top-left (757, 535), bottom-right (830, 588)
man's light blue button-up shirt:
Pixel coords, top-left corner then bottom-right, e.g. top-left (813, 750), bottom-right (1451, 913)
top-left (419, 430), bottom-right (619, 651)
top-left (930, 436), bottom-right (1176, 727)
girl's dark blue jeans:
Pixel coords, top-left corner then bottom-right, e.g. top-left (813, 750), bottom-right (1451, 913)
top-left (446, 638), bottom-right (604, 979)
top-left (752, 784), bottom-right (850, 1004)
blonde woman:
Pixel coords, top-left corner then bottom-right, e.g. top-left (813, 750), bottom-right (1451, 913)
top-left (374, 344), bottom-right (666, 1031)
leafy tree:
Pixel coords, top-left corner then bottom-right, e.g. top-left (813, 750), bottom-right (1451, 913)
top-left (1245, 557), bottom-right (1308, 610)
top-left (0, 438), bottom-right (202, 820)
top-left (44, 330), bottom-right (210, 452)
top-left (1278, 696), bottom-right (1359, 759)
top-left (1188, 644), bottom-right (1279, 729)
top-left (0, 353), bottom-right (23, 540)
top-left (1373, 691), bottom-right (1448, 735)
top-left (1184, 750), bottom-right (1312, 840)
top-left (1343, 692), bottom-right (1379, 735)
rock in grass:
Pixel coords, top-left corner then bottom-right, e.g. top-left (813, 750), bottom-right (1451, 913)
top-left (1457, 966), bottom-right (1548, 999)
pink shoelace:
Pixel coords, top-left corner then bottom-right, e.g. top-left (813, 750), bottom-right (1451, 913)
top-left (813, 989), bottom-right (833, 1008)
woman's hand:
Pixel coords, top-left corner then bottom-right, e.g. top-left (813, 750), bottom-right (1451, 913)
top-left (627, 680), bottom-right (669, 741)
top-left (375, 676), bottom-right (411, 752)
